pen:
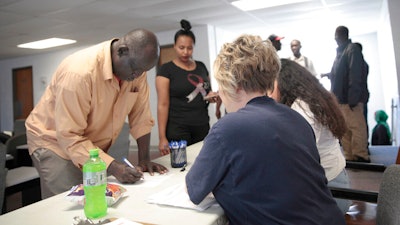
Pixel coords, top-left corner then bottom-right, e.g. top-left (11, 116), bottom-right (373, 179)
top-left (123, 157), bottom-right (144, 180)
top-left (180, 163), bottom-right (187, 172)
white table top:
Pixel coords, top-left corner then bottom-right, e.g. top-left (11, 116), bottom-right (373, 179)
top-left (16, 144), bottom-right (28, 150)
top-left (6, 154), bottom-right (14, 161)
top-left (0, 141), bottom-right (226, 225)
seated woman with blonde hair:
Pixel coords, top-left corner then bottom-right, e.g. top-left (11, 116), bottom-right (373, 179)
top-left (186, 35), bottom-right (345, 225)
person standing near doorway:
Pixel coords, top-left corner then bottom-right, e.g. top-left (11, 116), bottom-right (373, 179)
top-left (327, 26), bottom-right (370, 162)
top-left (354, 42), bottom-right (370, 138)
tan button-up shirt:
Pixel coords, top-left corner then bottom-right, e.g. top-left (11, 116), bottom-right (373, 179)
top-left (26, 40), bottom-right (154, 168)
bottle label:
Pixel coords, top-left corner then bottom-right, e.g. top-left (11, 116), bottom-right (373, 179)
top-left (83, 171), bottom-right (107, 186)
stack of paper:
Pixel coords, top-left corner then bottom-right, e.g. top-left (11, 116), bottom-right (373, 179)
top-left (104, 218), bottom-right (143, 225)
top-left (147, 183), bottom-right (217, 211)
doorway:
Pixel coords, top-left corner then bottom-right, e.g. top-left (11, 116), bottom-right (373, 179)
top-left (12, 66), bottom-right (33, 120)
top-left (157, 44), bottom-right (175, 72)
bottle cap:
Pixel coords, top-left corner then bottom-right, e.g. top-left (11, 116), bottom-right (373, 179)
top-left (89, 148), bottom-right (99, 157)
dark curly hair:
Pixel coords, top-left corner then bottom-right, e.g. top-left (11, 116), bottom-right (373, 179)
top-left (278, 59), bottom-right (347, 138)
top-left (174, 19), bottom-right (196, 44)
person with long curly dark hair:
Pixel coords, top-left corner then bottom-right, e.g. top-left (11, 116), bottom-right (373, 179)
top-left (268, 59), bottom-right (350, 214)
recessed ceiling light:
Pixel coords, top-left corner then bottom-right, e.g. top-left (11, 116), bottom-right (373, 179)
top-left (17, 38), bottom-right (77, 49)
top-left (231, 0), bottom-right (310, 11)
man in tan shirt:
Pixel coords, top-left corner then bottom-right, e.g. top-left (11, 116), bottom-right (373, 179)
top-left (26, 29), bottom-right (168, 199)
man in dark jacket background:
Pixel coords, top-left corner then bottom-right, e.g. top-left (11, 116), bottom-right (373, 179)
top-left (328, 26), bottom-right (370, 162)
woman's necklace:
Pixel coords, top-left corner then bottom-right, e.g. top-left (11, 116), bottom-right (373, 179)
top-left (175, 59), bottom-right (195, 71)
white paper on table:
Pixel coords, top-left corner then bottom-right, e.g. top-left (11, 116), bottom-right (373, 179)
top-left (146, 183), bottom-right (217, 211)
top-left (104, 218), bottom-right (143, 225)
top-left (137, 173), bottom-right (173, 188)
top-left (107, 173), bottom-right (173, 188)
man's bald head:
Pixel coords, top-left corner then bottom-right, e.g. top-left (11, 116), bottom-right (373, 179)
top-left (122, 29), bottom-right (160, 71)
top-left (111, 29), bottom-right (160, 81)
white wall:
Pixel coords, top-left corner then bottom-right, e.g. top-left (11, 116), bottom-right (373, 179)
top-left (383, 0), bottom-right (400, 145)
top-left (0, 46), bottom-right (85, 131)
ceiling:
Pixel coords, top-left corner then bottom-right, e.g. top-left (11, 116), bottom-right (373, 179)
top-left (0, 0), bottom-right (384, 60)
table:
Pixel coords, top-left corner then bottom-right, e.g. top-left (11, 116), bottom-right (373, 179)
top-left (0, 142), bottom-right (226, 225)
top-left (5, 154), bottom-right (13, 161)
top-left (16, 144), bottom-right (28, 150)
top-left (346, 168), bottom-right (383, 192)
top-left (343, 169), bottom-right (383, 224)
top-left (330, 168), bottom-right (383, 203)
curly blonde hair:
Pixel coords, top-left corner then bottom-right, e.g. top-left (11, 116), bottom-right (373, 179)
top-left (213, 34), bottom-right (280, 101)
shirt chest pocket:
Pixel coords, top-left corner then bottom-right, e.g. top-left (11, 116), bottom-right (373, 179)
top-left (117, 91), bottom-right (139, 116)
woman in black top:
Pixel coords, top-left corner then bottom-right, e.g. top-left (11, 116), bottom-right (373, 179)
top-left (156, 20), bottom-right (218, 155)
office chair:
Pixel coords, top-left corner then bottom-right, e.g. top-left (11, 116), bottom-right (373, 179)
top-left (0, 142), bottom-right (7, 214)
top-left (376, 164), bottom-right (400, 225)
top-left (12, 119), bottom-right (26, 136)
top-left (5, 133), bottom-right (27, 168)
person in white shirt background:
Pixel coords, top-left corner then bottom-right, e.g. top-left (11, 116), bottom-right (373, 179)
top-left (289, 39), bottom-right (318, 77)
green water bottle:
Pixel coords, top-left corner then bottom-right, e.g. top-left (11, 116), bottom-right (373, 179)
top-left (83, 148), bottom-right (107, 219)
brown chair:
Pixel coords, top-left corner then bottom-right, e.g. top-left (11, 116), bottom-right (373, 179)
top-left (396, 146), bottom-right (400, 164)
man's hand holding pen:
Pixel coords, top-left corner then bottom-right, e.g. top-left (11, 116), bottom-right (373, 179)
top-left (107, 160), bottom-right (144, 183)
